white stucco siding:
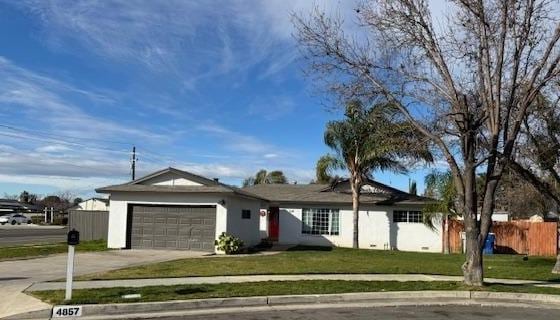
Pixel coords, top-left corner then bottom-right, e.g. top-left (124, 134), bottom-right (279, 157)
top-left (359, 209), bottom-right (391, 250)
top-left (77, 199), bottom-right (109, 211)
top-left (390, 206), bottom-right (442, 253)
top-left (140, 172), bottom-right (203, 186)
top-left (224, 197), bottom-right (264, 247)
top-left (274, 204), bottom-right (442, 253)
top-left (107, 192), bottom-right (227, 249)
top-left (107, 198), bottom-right (128, 248)
top-left (277, 205), bottom-right (353, 247)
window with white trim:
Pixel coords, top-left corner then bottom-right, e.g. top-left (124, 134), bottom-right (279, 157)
top-left (302, 208), bottom-right (339, 235)
top-left (393, 210), bottom-right (423, 223)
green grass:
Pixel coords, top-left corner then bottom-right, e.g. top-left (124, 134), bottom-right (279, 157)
top-left (30, 280), bottom-right (560, 305)
top-left (78, 246), bottom-right (560, 282)
top-left (0, 240), bottom-right (108, 261)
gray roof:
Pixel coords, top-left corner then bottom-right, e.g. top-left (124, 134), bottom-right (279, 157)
top-left (242, 179), bottom-right (432, 206)
top-left (96, 167), bottom-right (267, 201)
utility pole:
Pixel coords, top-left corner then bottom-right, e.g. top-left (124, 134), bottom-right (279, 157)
top-left (131, 146), bottom-right (137, 180)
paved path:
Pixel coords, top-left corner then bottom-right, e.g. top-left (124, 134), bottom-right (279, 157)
top-left (0, 250), bottom-right (208, 318)
top-left (132, 305), bottom-right (560, 320)
top-left (26, 273), bottom-right (556, 292)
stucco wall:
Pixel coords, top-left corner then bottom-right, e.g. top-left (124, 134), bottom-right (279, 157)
top-left (270, 204), bottom-right (442, 253)
top-left (140, 172), bottom-right (203, 186)
top-left (77, 199), bottom-right (108, 211)
top-left (223, 197), bottom-right (264, 247)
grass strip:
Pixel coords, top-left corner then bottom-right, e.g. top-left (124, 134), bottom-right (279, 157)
top-left (0, 240), bottom-right (108, 261)
top-left (77, 246), bottom-right (560, 282)
top-left (30, 280), bottom-right (560, 305)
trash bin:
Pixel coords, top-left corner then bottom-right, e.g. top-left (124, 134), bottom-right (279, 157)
top-left (483, 233), bottom-right (495, 255)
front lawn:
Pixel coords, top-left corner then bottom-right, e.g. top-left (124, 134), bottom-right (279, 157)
top-left (78, 246), bottom-right (560, 282)
top-left (0, 240), bottom-right (108, 261)
top-left (30, 280), bottom-right (560, 305)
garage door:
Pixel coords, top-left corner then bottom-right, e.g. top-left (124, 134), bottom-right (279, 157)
top-left (130, 205), bottom-right (216, 251)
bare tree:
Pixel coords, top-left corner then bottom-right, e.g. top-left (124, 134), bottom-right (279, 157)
top-left (507, 94), bottom-right (560, 273)
top-left (293, 0), bottom-right (560, 285)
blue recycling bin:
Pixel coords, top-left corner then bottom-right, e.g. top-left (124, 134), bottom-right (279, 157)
top-left (483, 233), bottom-right (495, 255)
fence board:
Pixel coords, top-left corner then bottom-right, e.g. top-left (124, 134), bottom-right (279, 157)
top-left (68, 210), bottom-right (109, 241)
top-left (447, 220), bottom-right (557, 256)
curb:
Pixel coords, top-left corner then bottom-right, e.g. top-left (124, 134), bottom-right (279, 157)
top-left (6, 291), bottom-right (560, 320)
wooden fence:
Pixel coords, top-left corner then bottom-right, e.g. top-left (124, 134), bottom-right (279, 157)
top-left (68, 210), bottom-right (109, 241)
top-left (448, 220), bottom-right (558, 256)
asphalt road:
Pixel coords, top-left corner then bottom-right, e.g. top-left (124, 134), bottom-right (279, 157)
top-left (141, 305), bottom-right (560, 320)
top-left (0, 225), bottom-right (67, 246)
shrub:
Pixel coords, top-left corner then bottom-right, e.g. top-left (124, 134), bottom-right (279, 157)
top-left (52, 217), bottom-right (68, 225)
top-left (215, 232), bottom-right (244, 254)
top-left (31, 216), bottom-right (44, 225)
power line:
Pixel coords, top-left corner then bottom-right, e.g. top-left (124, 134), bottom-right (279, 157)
top-left (0, 124), bottom-right (131, 146)
top-left (0, 131), bottom-right (131, 155)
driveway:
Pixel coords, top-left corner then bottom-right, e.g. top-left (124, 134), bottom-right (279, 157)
top-left (0, 249), bottom-right (207, 318)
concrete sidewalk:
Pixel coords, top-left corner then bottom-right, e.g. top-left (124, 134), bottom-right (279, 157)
top-left (26, 273), bottom-right (557, 292)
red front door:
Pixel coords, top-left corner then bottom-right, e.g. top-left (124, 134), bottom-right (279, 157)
top-left (268, 207), bottom-right (279, 241)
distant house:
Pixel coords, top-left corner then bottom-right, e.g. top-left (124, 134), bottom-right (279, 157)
top-left (0, 199), bottom-right (40, 214)
top-left (243, 178), bottom-right (439, 252)
top-left (72, 198), bottom-right (109, 211)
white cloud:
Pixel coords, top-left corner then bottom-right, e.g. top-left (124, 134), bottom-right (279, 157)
top-left (0, 57), bottom-right (166, 142)
top-left (196, 123), bottom-right (278, 155)
top-left (35, 145), bottom-right (71, 153)
top-left (7, 0), bottom-right (359, 87)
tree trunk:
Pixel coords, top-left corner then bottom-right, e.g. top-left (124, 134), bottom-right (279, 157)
top-left (461, 225), bottom-right (484, 286)
top-left (351, 189), bottom-right (360, 249)
top-left (350, 176), bottom-right (361, 249)
top-left (461, 151), bottom-right (484, 286)
top-left (553, 254), bottom-right (560, 274)
top-left (443, 215), bottom-right (450, 254)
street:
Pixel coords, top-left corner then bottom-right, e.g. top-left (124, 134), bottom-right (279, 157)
top-left (0, 225), bottom-right (67, 246)
top-left (139, 305), bottom-right (560, 320)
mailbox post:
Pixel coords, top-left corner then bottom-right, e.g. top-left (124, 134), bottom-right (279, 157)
top-left (65, 229), bottom-right (79, 301)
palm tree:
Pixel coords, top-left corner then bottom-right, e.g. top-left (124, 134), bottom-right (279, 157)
top-left (315, 155), bottom-right (341, 184)
top-left (423, 170), bottom-right (459, 254)
top-left (322, 100), bottom-right (432, 248)
top-left (243, 169), bottom-right (288, 187)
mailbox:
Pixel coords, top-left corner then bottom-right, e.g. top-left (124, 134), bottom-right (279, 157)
top-left (67, 229), bottom-right (80, 245)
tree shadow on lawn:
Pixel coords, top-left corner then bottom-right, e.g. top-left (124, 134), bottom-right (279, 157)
top-left (174, 286), bottom-right (210, 295)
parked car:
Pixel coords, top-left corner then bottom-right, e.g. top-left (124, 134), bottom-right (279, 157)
top-left (0, 213), bottom-right (32, 225)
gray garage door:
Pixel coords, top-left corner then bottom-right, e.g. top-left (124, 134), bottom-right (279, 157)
top-left (130, 205), bottom-right (216, 251)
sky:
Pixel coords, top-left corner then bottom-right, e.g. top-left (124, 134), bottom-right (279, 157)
top-left (0, 0), bottom-right (441, 199)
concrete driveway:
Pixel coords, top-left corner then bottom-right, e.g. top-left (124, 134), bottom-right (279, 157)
top-left (0, 249), bottom-right (207, 318)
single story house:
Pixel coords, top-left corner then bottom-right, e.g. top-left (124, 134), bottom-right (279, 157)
top-left (71, 197), bottom-right (110, 211)
top-left (96, 167), bottom-right (439, 253)
top-left (243, 179), bottom-right (440, 252)
top-left (96, 168), bottom-right (267, 252)
top-left (0, 199), bottom-right (40, 214)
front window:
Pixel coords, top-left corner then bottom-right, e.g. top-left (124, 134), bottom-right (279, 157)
top-left (393, 210), bottom-right (423, 223)
top-left (302, 208), bottom-right (339, 235)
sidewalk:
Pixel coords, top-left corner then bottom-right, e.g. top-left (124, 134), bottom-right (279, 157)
top-left (0, 250), bottom-right (209, 319)
top-left (26, 273), bottom-right (557, 292)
